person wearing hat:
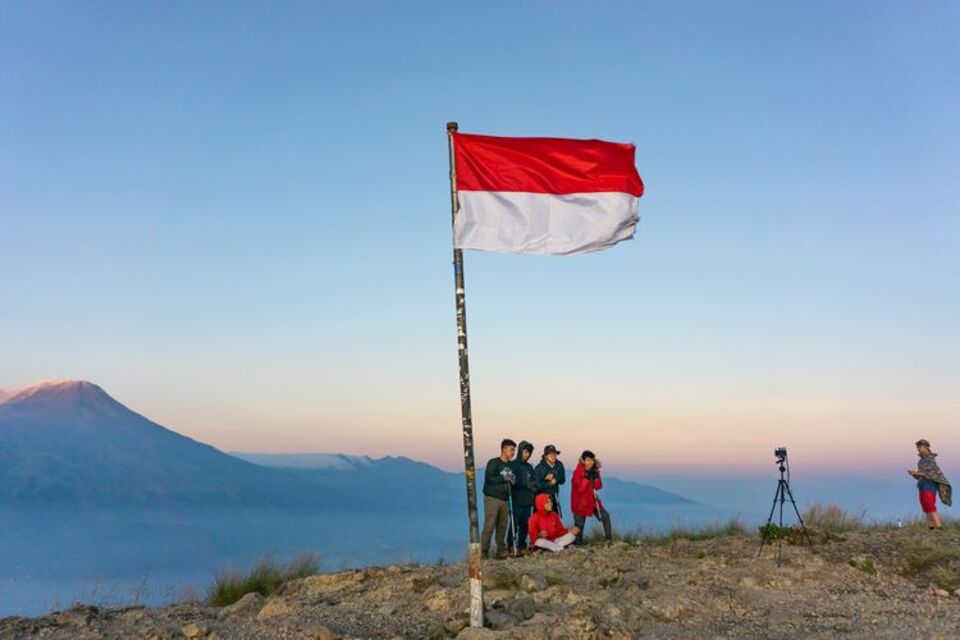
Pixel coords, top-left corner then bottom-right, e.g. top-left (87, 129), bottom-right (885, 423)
top-left (534, 444), bottom-right (566, 518)
top-left (571, 450), bottom-right (612, 544)
top-left (908, 439), bottom-right (952, 530)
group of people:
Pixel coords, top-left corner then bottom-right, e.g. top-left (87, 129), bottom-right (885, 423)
top-left (477, 437), bottom-right (951, 559)
top-left (481, 439), bottom-right (612, 558)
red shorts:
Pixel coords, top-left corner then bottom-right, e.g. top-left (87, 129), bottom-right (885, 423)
top-left (919, 490), bottom-right (937, 513)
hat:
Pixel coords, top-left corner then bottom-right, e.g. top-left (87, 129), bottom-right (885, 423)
top-left (581, 450), bottom-right (596, 460)
top-left (916, 439), bottom-right (931, 448)
top-left (543, 444), bottom-right (561, 456)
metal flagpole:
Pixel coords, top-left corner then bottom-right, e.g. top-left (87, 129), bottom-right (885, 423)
top-left (446, 121), bottom-right (484, 628)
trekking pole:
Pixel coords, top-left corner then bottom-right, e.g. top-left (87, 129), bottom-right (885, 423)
top-left (506, 485), bottom-right (519, 556)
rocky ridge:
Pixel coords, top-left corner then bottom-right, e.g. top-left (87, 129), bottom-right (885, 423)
top-left (3, 527), bottom-right (960, 639)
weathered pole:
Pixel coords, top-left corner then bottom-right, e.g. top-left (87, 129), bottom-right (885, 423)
top-left (446, 121), bottom-right (484, 628)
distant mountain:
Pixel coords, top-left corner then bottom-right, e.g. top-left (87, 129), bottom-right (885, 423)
top-left (0, 380), bottom-right (307, 505)
top-left (233, 452), bottom-right (376, 471)
top-left (599, 476), bottom-right (693, 505)
top-left (235, 452), bottom-right (692, 506)
top-left (0, 380), bottom-right (692, 509)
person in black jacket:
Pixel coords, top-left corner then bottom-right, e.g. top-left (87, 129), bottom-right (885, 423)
top-left (481, 438), bottom-right (516, 559)
top-left (507, 441), bottom-right (539, 552)
top-left (534, 444), bottom-right (566, 518)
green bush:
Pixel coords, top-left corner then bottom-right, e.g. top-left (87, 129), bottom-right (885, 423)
top-left (207, 554), bottom-right (320, 607)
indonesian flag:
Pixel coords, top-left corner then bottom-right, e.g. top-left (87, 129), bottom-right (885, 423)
top-left (452, 133), bottom-right (644, 256)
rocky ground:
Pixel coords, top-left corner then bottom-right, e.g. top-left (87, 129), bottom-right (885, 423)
top-left (3, 526), bottom-right (960, 639)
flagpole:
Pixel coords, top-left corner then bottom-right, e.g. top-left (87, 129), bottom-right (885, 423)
top-left (447, 121), bottom-right (484, 628)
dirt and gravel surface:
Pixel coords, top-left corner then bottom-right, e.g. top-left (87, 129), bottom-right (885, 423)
top-left (3, 527), bottom-right (960, 639)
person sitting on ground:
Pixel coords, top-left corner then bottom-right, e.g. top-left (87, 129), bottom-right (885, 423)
top-left (507, 440), bottom-right (538, 553)
top-left (528, 493), bottom-right (580, 552)
top-left (534, 444), bottom-right (566, 518)
top-left (481, 438), bottom-right (517, 558)
top-left (908, 438), bottom-right (952, 530)
top-left (571, 450), bottom-right (612, 544)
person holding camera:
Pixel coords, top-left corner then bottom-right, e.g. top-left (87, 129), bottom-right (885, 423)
top-left (908, 439), bottom-right (952, 530)
top-left (528, 493), bottom-right (580, 552)
top-left (507, 440), bottom-right (538, 552)
top-left (571, 450), bottom-right (612, 544)
top-left (481, 438), bottom-right (517, 559)
top-left (534, 444), bottom-right (566, 518)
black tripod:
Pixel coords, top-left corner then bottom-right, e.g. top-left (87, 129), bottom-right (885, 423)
top-left (757, 454), bottom-right (813, 565)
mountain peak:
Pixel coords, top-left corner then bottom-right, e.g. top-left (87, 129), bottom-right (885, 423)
top-left (0, 379), bottom-right (115, 409)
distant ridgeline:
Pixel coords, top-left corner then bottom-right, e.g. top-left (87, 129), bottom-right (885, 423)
top-left (0, 380), bottom-right (691, 509)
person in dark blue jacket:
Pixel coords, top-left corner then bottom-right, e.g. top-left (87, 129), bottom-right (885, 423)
top-left (507, 440), bottom-right (539, 551)
top-left (534, 444), bottom-right (566, 518)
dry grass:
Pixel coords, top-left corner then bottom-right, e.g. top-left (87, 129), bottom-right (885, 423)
top-left (207, 554), bottom-right (320, 607)
top-left (801, 503), bottom-right (867, 532)
top-left (900, 543), bottom-right (958, 589)
top-left (586, 518), bottom-right (747, 547)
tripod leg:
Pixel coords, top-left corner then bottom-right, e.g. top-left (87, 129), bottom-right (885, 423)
top-left (777, 480), bottom-right (786, 566)
top-left (782, 481), bottom-right (814, 547)
top-left (758, 482), bottom-right (783, 557)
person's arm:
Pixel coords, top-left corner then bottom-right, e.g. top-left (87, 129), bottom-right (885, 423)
top-left (573, 465), bottom-right (591, 492)
top-left (485, 460), bottom-right (505, 488)
top-left (594, 470), bottom-right (603, 491)
top-left (525, 467), bottom-right (542, 494)
top-left (529, 514), bottom-right (544, 540)
top-left (556, 462), bottom-right (566, 486)
top-left (554, 514), bottom-right (568, 538)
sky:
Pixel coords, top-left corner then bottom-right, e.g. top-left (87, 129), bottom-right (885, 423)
top-left (1, 1), bottom-right (958, 478)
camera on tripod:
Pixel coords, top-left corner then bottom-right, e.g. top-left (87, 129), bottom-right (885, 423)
top-left (759, 444), bottom-right (812, 565)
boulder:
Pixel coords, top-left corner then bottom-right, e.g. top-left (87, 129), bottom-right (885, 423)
top-left (508, 595), bottom-right (536, 621)
top-left (485, 608), bottom-right (519, 630)
top-left (181, 623), bottom-right (206, 638)
top-left (520, 574), bottom-right (547, 593)
top-left (217, 592), bottom-right (264, 620)
top-left (256, 598), bottom-right (297, 621)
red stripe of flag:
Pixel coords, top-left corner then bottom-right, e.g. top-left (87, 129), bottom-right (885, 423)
top-left (453, 132), bottom-right (644, 196)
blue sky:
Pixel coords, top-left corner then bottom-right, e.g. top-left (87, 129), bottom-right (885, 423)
top-left (1, 2), bottom-right (958, 474)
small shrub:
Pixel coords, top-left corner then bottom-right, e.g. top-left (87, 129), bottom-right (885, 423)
top-left (207, 554), bottom-right (320, 607)
top-left (802, 504), bottom-right (866, 532)
top-left (900, 543), bottom-right (959, 590)
top-left (848, 556), bottom-right (877, 575)
top-left (931, 565), bottom-right (958, 591)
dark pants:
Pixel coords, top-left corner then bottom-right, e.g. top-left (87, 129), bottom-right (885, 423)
top-left (574, 506), bottom-right (612, 544)
top-left (545, 490), bottom-right (562, 518)
top-left (507, 503), bottom-right (533, 550)
top-left (481, 495), bottom-right (509, 556)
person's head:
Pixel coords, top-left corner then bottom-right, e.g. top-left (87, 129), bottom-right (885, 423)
top-left (916, 439), bottom-right (932, 456)
top-left (500, 438), bottom-right (517, 461)
top-left (543, 444), bottom-right (560, 464)
top-left (581, 450), bottom-right (596, 470)
top-left (535, 493), bottom-right (553, 513)
top-left (519, 441), bottom-right (534, 462)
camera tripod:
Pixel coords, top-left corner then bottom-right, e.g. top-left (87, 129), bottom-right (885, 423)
top-left (757, 456), bottom-right (813, 565)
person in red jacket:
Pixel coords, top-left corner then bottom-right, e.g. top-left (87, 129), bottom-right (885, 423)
top-left (571, 450), bottom-right (612, 545)
top-left (528, 493), bottom-right (579, 552)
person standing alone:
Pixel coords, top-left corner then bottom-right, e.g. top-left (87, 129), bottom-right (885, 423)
top-left (481, 439), bottom-right (516, 558)
top-left (908, 439), bottom-right (952, 530)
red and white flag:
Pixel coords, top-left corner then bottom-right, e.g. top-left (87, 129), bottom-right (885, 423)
top-left (452, 133), bottom-right (644, 255)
